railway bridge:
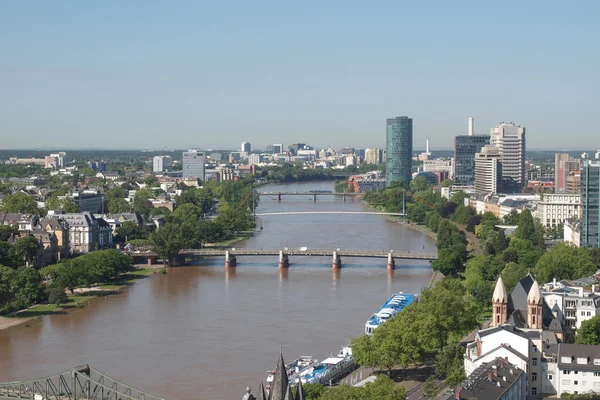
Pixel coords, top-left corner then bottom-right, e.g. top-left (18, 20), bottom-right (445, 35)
top-left (0, 364), bottom-right (165, 400)
top-left (259, 191), bottom-right (363, 202)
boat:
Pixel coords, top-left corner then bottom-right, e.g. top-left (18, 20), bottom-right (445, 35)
top-left (364, 292), bottom-right (417, 335)
top-left (266, 355), bottom-right (318, 386)
top-left (299, 346), bottom-right (355, 385)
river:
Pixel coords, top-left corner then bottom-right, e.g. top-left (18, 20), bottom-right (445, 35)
top-left (0, 181), bottom-right (436, 399)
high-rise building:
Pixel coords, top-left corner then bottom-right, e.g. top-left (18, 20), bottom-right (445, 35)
top-left (241, 142), bottom-right (251, 153)
top-left (490, 122), bottom-right (526, 193)
top-left (386, 116), bottom-right (413, 186)
top-left (474, 145), bottom-right (502, 194)
top-left (582, 161), bottom-right (600, 248)
top-left (248, 154), bottom-right (262, 165)
top-left (153, 155), bottom-right (173, 173)
top-left (273, 144), bottom-right (283, 154)
top-left (182, 150), bottom-right (205, 181)
top-left (453, 135), bottom-right (490, 186)
top-left (365, 148), bottom-right (382, 165)
top-left (555, 153), bottom-right (580, 193)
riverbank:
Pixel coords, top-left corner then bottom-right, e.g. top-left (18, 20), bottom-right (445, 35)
top-left (0, 267), bottom-right (164, 332)
top-left (361, 201), bottom-right (437, 240)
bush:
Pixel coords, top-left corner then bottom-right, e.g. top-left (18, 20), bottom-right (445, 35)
top-left (47, 283), bottom-right (69, 306)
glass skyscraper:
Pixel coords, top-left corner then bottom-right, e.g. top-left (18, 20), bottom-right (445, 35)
top-left (582, 160), bottom-right (600, 248)
top-left (453, 135), bottom-right (490, 186)
top-left (386, 116), bottom-right (413, 186)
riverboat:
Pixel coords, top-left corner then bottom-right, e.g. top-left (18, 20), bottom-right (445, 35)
top-left (266, 355), bottom-right (317, 387)
top-left (364, 292), bottom-right (417, 335)
top-left (298, 346), bottom-right (355, 385)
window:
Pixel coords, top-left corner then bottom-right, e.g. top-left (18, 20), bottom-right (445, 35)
top-left (564, 370), bottom-right (572, 374)
top-left (594, 382), bottom-right (600, 389)
top-left (532, 387), bottom-right (537, 395)
top-left (562, 357), bottom-right (572, 363)
top-left (582, 381), bottom-right (587, 387)
top-left (532, 358), bottom-right (538, 366)
top-left (575, 380), bottom-right (579, 385)
top-left (574, 370), bottom-right (579, 374)
top-left (594, 359), bottom-right (600, 365)
top-left (548, 374), bottom-right (553, 380)
top-left (563, 380), bottom-right (571, 385)
top-left (532, 373), bottom-right (537, 382)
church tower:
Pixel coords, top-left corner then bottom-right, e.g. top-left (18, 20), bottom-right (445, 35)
top-left (491, 276), bottom-right (508, 327)
top-left (527, 280), bottom-right (543, 329)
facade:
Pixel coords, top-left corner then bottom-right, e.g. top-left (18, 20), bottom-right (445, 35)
top-left (535, 193), bottom-right (581, 229)
top-left (248, 154), bottom-right (262, 165)
top-left (54, 212), bottom-right (100, 254)
top-left (364, 148), bottom-right (382, 165)
top-left (386, 116), bottom-right (413, 186)
top-left (555, 154), bottom-right (580, 193)
top-left (542, 343), bottom-right (600, 397)
top-left (474, 145), bottom-right (502, 194)
top-left (152, 156), bottom-right (172, 173)
top-left (582, 161), bottom-right (600, 248)
top-left (542, 279), bottom-right (600, 333)
top-left (423, 159), bottom-right (452, 173)
top-left (490, 122), bottom-right (526, 192)
top-left (241, 142), bottom-right (252, 153)
top-left (272, 144), bottom-right (283, 154)
top-left (182, 150), bottom-right (205, 181)
top-left (453, 135), bottom-right (490, 186)
top-left (38, 218), bottom-right (70, 259)
top-left (564, 218), bottom-right (581, 247)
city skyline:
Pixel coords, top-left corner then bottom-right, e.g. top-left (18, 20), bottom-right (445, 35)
top-left (1, 2), bottom-right (599, 149)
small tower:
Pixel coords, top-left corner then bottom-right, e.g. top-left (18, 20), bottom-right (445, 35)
top-left (242, 387), bottom-right (256, 400)
top-left (491, 276), bottom-right (508, 327)
top-left (295, 380), bottom-right (306, 400)
top-left (269, 350), bottom-right (290, 400)
top-left (257, 382), bottom-right (267, 400)
top-left (528, 280), bottom-right (543, 329)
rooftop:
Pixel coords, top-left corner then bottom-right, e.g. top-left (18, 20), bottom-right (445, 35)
top-left (450, 358), bottom-right (524, 400)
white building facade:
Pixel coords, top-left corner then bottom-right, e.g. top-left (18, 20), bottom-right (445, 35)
top-left (153, 156), bottom-right (173, 173)
top-left (474, 145), bottom-right (501, 194)
top-left (535, 193), bottom-right (581, 229)
top-left (491, 122), bottom-right (526, 192)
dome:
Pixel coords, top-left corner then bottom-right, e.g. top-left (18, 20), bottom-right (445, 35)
top-left (492, 276), bottom-right (508, 303)
top-left (528, 280), bottom-right (542, 304)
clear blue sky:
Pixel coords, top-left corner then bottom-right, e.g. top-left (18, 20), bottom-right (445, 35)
top-left (1, 1), bottom-right (598, 150)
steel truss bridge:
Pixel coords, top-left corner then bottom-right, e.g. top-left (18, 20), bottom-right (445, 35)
top-left (0, 365), bottom-right (165, 400)
top-left (180, 248), bottom-right (436, 260)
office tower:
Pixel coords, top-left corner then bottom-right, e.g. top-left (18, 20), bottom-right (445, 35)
top-left (153, 155), bottom-right (173, 173)
top-left (50, 152), bottom-right (66, 168)
top-left (490, 122), bottom-right (526, 192)
top-left (468, 117), bottom-right (474, 136)
top-left (555, 153), bottom-right (580, 193)
top-left (182, 150), bottom-right (205, 181)
top-left (289, 143), bottom-right (307, 155)
top-left (365, 148), bottom-right (382, 165)
top-left (241, 142), bottom-right (251, 153)
top-left (453, 132), bottom-right (490, 186)
top-left (273, 144), bottom-right (283, 154)
top-left (248, 154), bottom-right (262, 165)
top-left (97, 161), bottom-right (106, 172)
top-left (582, 160), bottom-right (600, 248)
top-left (474, 145), bottom-right (502, 194)
top-left (386, 116), bottom-right (413, 186)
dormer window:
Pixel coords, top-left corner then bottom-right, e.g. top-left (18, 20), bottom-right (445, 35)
top-left (562, 357), bottom-right (571, 363)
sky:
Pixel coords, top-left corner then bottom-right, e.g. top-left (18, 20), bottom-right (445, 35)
top-left (1, 1), bottom-right (599, 150)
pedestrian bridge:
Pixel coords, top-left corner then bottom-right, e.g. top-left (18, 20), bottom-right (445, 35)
top-left (256, 211), bottom-right (404, 216)
top-left (259, 191), bottom-right (362, 201)
top-left (0, 364), bottom-right (165, 400)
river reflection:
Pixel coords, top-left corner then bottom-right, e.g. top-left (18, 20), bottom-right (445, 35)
top-left (0, 181), bottom-right (436, 400)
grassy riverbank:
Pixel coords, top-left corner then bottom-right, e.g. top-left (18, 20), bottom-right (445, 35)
top-left (0, 267), bottom-right (163, 332)
top-left (361, 201), bottom-right (437, 240)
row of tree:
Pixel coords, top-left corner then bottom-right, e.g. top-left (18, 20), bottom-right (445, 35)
top-left (303, 375), bottom-right (405, 400)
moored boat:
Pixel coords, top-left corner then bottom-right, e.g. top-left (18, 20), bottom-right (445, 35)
top-left (364, 292), bottom-right (417, 335)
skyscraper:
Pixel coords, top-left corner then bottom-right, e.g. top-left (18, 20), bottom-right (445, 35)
top-left (555, 153), bottom-right (580, 193)
top-left (490, 122), bottom-right (526, 192)
top-left (182, 149), bottom-right (205, 181)
top-left (386, 116), bottom-right (412, 186)
top-left (582, 160), bottom-right (600, 248)
top-left (474, 145), bottom-right (502, 194)
top-left (453, 134), bottom-right (490, 186)
top-left (272, 144), bottom-right (283, 154)
top-left (241, 142), bottom-right (252, 153)
top-left (153, 155), bottom-right (172, 173)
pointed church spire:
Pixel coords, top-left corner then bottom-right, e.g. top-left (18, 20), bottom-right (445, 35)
top-left (492, 276), bottom-right (508, 303)
top-left (528, 280), bottom-right (542, 304)
top-left (257, 382), bottom-right (267, 400)
top-left (283, 383), bottom-right (294, 400)
top-left (268, 350), bottom-right (290, 400)
top-left (295, 380), bottom-right (306, 400)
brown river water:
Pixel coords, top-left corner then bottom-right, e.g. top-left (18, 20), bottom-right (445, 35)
top-left (0, 181), bottom-right (436, 399)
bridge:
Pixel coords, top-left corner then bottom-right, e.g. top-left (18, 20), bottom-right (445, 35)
top-left (125, 247), bottom-right (436, 270)
top-left (256, 211), bottom-right (404, 217)
top-left (0, 364), bottom-right (165, 400)
top-left (259, 191), bottom-right (363, 201)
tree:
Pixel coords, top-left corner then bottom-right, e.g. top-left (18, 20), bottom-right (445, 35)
top-left (440, 179), bottom-right (454, 188)
top-left (0, 193), bottom-right (40, 214)
top-left (435, 342), bottom-right (466, 386)
top-left (503, 237), bottom-right (544, 269)
top-left (0, 224), bottom-right (19, 242)
top-left (515, 209), bottom-right (535, 240)
top-left (47, 282), bottom-right (69, 306)
top-left (150, 224), bottom-right (184, 263)
top-left (0, 265), bottom-right (16, 311)
top-left (108, 197), bottom-right (131, 213)
top-left (11, 266), bottom-right (46, 308)
top-left (422, 376), bottom-right (440, 399)
top-left (431, 249), bottom-right (463, 277)
top-left (9, 236), bottom-right (41, 267)
top-left (132, 191), bottom-right (153, 216)
top-left (501, 262), bottom-right (529, 293)
top-left (575, 315), bottom-right (600, 345)
top-left (410, 176), bottom-right (430, 193)
top-left (534, 242), bottom-right (595, 283)
top-left (116, 221), bottom-right (146, 241)
top-left (317, 375), bottom-right (406, 400)
top-left (503, 210), bottom-right (520, 225)
top-left (46, 193), bottom-right (80, 213)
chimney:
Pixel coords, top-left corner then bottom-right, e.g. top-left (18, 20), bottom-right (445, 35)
top-left (493, 365), bottom-right (498, 376)
top-left (455, 387), bottom-right (462, 399)
top-left (468, 117), bottom-right (474, 136)
top-left (488, 372), bottom-right (493, 381)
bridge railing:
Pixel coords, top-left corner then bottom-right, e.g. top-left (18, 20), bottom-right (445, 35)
top-left (0, 365), bottom-right (166, 400)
